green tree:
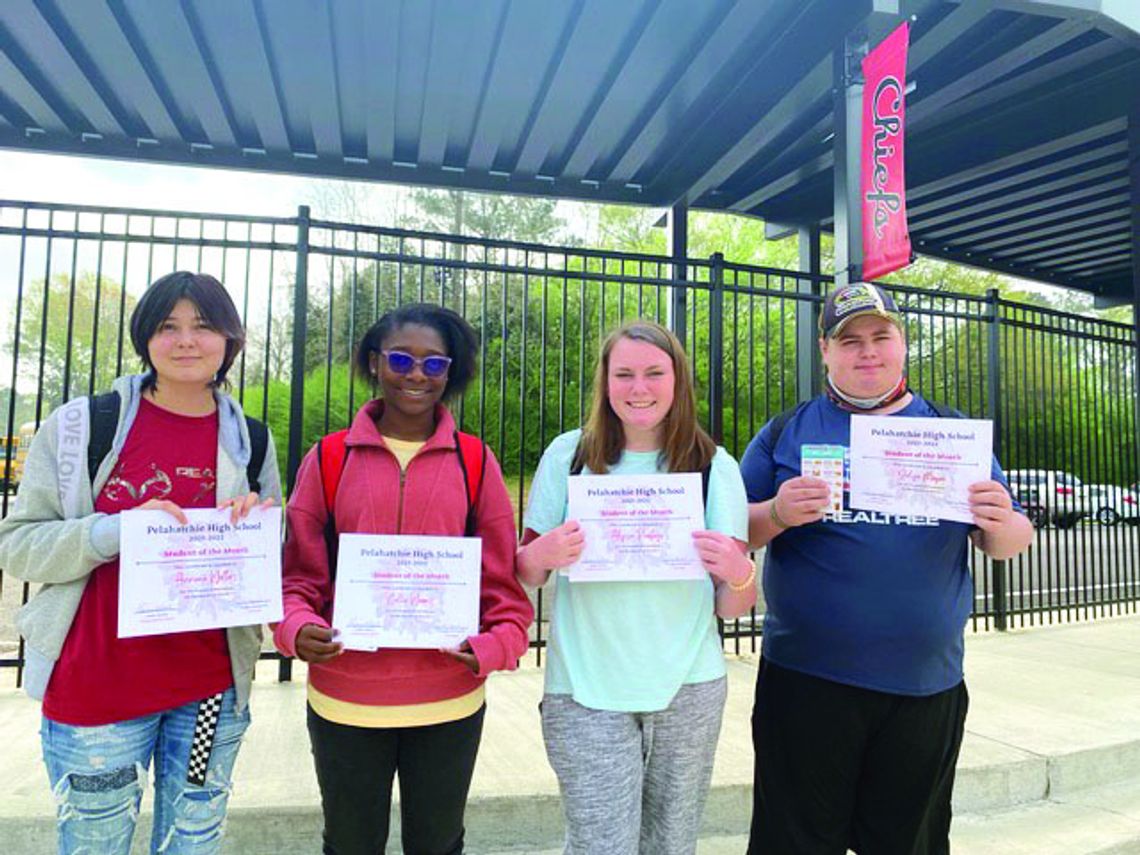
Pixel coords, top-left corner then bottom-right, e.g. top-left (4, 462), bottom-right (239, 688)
top-left (8, 272), bottom-right (136, 419)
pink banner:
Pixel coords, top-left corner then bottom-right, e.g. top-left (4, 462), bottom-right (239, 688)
top-left (861, 21), bottom-right (911, 281)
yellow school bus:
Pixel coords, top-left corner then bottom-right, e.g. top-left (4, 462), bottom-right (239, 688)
top-left (0, 422), bottom-right (35, 490)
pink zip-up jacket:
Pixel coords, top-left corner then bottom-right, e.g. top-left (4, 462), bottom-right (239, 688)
top-left (274, 400), bottom-right (533, 706)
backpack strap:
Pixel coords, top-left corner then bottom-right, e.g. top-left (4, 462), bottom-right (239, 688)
top-left (569, 438), bottom-right (586, 477)
top-left (454, 431), bottom-right (487, 537)
top-left (87, 391), bottom-right (121, 483)
top-left (316, 429), bottom-right (350, 581)
top-left (244, 416), bottom-right (268, 494)
top-left (928, 401), bottom-right (965, 419)
top-left (87, 391), bottom-right (269, 494)
top-left (317, 429), bottom-right (350, 516)
top-left (765, 401), bottom-right (811, 452)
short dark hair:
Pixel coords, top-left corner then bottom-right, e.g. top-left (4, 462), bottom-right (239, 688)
top-left (130, 271), bottom-right (246, 391)
top-left (355, 303), bottom-right (479, 401)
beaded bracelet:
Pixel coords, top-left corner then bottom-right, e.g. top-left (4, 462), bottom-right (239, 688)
top-left (728, 563), bottom-right (756, 592)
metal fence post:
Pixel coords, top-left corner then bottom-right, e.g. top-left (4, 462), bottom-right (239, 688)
top-left (279, 205), bottom-right (311, 682)
top-left (709, 252), bottom-right (725, 442)
top-left (667, 204), bottom-right (688, 346)
top-left (987, 287), bottom-right (1008, 631)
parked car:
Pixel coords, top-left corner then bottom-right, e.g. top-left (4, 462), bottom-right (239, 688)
top-left (1005, 469), bottom-right (1084, 528)
top-left (1078, 484), bottom-right (1140, 526)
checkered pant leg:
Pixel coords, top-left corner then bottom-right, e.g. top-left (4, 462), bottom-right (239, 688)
top-left (186, 692), bottom-right (225, 786)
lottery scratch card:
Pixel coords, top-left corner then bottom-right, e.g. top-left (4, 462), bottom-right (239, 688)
top-left (800, 445), bottom-right (845, 513)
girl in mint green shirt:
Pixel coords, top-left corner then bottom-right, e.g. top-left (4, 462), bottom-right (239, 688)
top-left (517, 320), bottom-right (754, 855)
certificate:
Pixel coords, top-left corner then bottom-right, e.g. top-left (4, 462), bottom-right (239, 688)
top-left (849, 415), bottom-right (993, 523)
top-left (118, 507), bottom-right (283, 638)
top-left (332, 534), bottom-right (481, 651)
top-left (566, 472), bottom-right (706, 583)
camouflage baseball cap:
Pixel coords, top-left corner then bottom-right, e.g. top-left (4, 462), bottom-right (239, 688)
top-left (819, 282), bottom-right (903, 339)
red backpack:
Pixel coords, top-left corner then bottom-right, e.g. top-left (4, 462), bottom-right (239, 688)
top-left (315, 429), bottom-right (487, 578)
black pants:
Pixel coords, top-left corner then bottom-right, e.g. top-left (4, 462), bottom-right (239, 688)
top-left (307, 704), bottom-right (485, 855)
top-left (747, 660), bottom-right (968, 855)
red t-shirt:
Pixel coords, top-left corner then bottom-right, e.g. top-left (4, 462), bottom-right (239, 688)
top-left (43, 396), bottom-right (234, 725)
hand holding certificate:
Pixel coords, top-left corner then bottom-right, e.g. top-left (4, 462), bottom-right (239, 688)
top-left (118, 506), bottom-right (283, 638)
top-left (332, 534), bottom-right (481, 651)
top-left (849, 415), bottom-right (993, 523)
top-left (566, 472), bottom-right (707, 583)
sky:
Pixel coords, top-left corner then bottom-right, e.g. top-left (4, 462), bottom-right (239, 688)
top-left (0, 149), bottom-right (603, 397)
top-left (0, 146), bottom-right (1128, 379)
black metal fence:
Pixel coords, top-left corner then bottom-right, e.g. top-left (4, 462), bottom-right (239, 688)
top-left (0, 199), bottom-right (1137, 684)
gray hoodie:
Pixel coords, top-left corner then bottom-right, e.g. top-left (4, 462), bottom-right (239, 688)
top-left (0, 374), bottom-right (281, 713)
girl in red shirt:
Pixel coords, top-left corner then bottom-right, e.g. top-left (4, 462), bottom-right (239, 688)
top-left (0, 271), bottom-right (280, 855)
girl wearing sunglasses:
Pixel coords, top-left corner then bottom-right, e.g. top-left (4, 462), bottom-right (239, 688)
top-left (517, 321), bottom-right (755, 855)
top-left (275, 303), bottom-right (533, 855)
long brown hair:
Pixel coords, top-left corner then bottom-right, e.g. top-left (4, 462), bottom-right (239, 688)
top-left (579, 320), bottom-right (716, 474)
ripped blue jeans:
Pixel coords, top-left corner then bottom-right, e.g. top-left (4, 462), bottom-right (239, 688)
top-left (40, 688), bottom-right (249, 855)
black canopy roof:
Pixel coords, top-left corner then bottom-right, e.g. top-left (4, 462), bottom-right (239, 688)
top-left (0, 0), bottom-right (1136, 301)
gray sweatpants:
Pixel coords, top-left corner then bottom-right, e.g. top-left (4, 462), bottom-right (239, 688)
top-left (541, 677), bottom-right (728, 855)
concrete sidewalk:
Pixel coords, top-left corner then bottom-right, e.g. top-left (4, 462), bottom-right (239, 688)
top-left (5, 616), bottom-right (1140, 853)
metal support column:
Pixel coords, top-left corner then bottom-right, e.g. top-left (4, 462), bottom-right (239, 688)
top-left (832, 3), bottom-right (901, 287)
top-left (1130, 106), bottom-right (1140, 477)
top-left (281, 204), bottom-right (311, 682)
top-left (709, 252), bottom-right (725, 442)
top-left (796, 225), bottom-right (823, 401)
top-left (987, 287), bottom-right (1008, 631)
top-left (832, 44), bottom-right (864, 288)
top-left (667, 203), bottom-right (688, 347)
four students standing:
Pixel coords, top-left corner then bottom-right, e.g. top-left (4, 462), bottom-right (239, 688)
top-left (0, 274), bottom-right (1031, 855)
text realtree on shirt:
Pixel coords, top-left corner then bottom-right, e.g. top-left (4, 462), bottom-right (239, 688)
top-left (44, 397), bottom-right (234, 725)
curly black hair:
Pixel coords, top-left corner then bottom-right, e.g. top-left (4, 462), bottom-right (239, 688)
top-left (354, 303), bottom-right (479, 401)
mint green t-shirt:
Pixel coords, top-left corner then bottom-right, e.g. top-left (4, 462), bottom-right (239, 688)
top-left (524, 429), bottom-right (749, 712)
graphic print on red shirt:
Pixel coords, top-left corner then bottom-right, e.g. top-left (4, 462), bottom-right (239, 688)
top-left (44, 396), bottom-right (234, 725)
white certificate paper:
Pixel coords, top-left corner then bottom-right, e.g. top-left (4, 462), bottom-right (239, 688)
top-left (118, 507), bottom-right (283, 638)
top-left (849, 415), bottom-right (993, 524)
top-left (332, 534), bottom-right (481, 651)
top-left (566, 472), bottom-right (706, 583)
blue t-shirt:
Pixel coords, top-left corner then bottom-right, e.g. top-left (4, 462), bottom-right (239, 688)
top-left (525, 429), bottom-right (749, 712)
top-left (738, 394), bottom-right (1016, 696)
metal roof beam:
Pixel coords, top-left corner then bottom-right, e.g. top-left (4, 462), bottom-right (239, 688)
top-left (955, 1), bottom-right (1140, 48)
top-left (1016, 239), bottom-right (1133, 269)
top-left (1130, 101), bottom-right (1139, 427)
top-left (980, 217), bottom-right (1130, 256)
top-left (913, 242), bottom-right (1096, 292)
top-left (908, 119), bottom-right (1126, 202)
top-left (921, 190), bottom-right (1129, 242)
top-left (513, 0), bottom-right (659, 180)
top-left (908, 138), bottom-right (1126, 215)
top-left (1054, 251), bottom-right (1131, 273)
top-left (604, 0), bottom-right (821, 188)
top-left (1010, 228), bottom-right (1131, 263)
top-left (672, 55), bottom-right (832, 209)
top-left (721, 1), bottom-right (982, 213)
top-left (649, 0), bottom-right (854, 204)
top-left (911, 37), bottom-right (1122, 137)
top-left (910, 163), bottom-right (1126, 229)
top-left (0, 6), bottom-right (92, 134)
top-left (967, 209), bottom-right (1129, 253)
top-left (729, 10), bottom-right (1098, 212)
top-left (908, 17), bottom-right (1093, 129)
